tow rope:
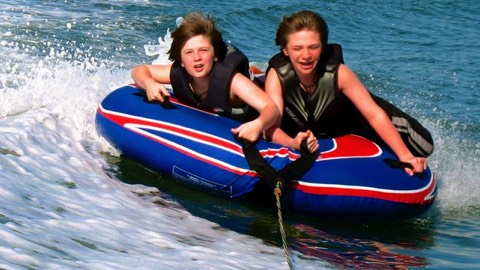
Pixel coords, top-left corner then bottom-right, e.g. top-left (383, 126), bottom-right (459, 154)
top-left (274, 181), bottom-right (293, 269)
top-left (237, 137), bottom-right (318, 269)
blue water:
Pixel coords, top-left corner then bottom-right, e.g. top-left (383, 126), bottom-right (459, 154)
top-left (0, 1), bottom-right (479, 269)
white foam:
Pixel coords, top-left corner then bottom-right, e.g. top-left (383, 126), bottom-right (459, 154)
top-left (0, 53), bottom-right (327, 269)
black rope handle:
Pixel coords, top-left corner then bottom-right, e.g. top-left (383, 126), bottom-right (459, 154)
top-left (383, 158), bottom-right (414, 170)
top-left (236, 136), bottom-right (319, 192)
top-left (134, 91), bottom-right (174, 109)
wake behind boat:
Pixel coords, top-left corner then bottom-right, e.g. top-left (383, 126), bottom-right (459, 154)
top-left (95, 84), bottom-right (437, 222)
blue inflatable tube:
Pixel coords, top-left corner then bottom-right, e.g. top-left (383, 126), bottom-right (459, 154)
top-left (95, 85), bottom-right (437, 221)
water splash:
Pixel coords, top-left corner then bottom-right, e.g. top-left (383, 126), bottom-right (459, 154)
top-left (425, 117), bottom-right (480, 216)
top-left (143, 31), bottom-right (173, 64)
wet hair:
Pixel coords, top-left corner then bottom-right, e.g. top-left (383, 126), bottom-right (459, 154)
top-left (168, 11), bottom-right (227, 62)
top-left (275, 10), bottom-right (329, 51)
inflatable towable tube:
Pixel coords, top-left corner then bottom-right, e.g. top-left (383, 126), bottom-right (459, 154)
top-left (95, 85), bottom-right (437, 221)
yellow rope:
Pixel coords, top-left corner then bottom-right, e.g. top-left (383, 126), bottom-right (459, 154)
top-left (274, 181), bottom-right (293, 270)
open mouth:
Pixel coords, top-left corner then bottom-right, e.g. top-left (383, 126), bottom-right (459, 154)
top-left (193, 63), bottom-right (204, 72)
top-left (299, 61), bottom-right (315, 70)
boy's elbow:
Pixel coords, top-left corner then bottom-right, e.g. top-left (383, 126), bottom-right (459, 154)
top-left (131, 65), bottom-right (148, 77)
top-left (131, 65), bottom-right (140, 78)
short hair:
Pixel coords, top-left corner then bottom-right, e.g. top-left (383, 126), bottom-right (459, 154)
top-left (168, 11), bottom-right (227, 62)
top-left (275, 10), bottom-right (329, 51)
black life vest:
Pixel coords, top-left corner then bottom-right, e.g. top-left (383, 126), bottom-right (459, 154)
top-left (268, 44), bottom-right (352, 137)
top-left (268, 44), bottom-right (434, 157)
top-left (170, 44), bottom-right (252, 122)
